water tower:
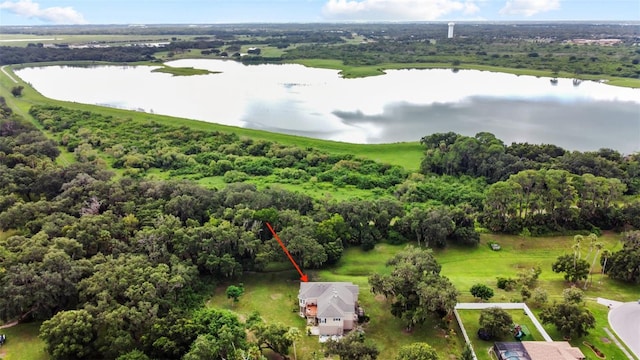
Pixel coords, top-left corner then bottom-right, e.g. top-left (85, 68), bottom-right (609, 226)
top-left (448, 22), bottom-right (455, 38)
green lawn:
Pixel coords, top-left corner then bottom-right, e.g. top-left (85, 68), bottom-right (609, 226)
top-left (438, 232), bottom-right (630, 303)
top-left (457, 302), bottom-right (635, 360)
top-left (206, 271), bottom-right (326, 360)
top-left (531, 301), bottom-right (635, 360)
top-left (4, 231), bottom-right (634, 360)
top-left (0, 323), bottom-right (47, 360)
top-left (208, 243), bottom-right (467, 359)
top-left (207, 232), bottom-right (639, 359)
top-left (457, 309), bottom-right (546, 360)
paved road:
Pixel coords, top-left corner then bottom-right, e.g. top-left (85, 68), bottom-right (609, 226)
top-left (609, 302), bottom-right (640, 359)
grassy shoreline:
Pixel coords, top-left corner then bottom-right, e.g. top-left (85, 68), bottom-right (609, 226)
top-left (291, 58), bottom-right (640, 88)
top-left (0, 63), bottom-right (425, 171)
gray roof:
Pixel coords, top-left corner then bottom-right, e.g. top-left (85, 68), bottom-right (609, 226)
top-left (299, 282), bottom-right (359, 318)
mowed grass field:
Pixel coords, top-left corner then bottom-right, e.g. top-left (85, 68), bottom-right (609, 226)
top-left (0, 322), bottom-right (47, 360)
top-left (457, 309), bottom-right (546, 360)
top-left (206, 232), bottom-right (640, 360)
top-left (439, 232), bottom-right (631, 302)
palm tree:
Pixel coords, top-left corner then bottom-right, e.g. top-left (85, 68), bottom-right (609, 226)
top-left (573, 235), bottom-right (583, 263)
top-left (286, 327), bottom-right (301, 360)
top-left (584, 233), bottom-right (597, 261)
top-left (599, 249), bottom-right (612, 284)
top-left (585, 241), bottom-right (604, 289)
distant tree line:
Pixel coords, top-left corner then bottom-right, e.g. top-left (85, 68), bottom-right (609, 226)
top-left (3, 23), bottom-right (638, 79)
top-left (0, 46), bottom-right (157, 65)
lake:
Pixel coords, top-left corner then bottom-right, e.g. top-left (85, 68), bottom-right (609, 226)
top-left (15, 59), bottom-right (640, 154)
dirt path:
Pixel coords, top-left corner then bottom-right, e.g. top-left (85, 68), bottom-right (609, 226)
top-left (0, 66), bottom-right (18, 84)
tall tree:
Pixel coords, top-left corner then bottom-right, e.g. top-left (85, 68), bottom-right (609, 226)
top-left (191, 308), bottom-right (249, 359)
top-left (324, 332), bottom-right (379, 360)
top-left (250, 321), bottom-right (293, 358)
top-left (539, 301), bottom-right (595, 339)
top-left (551, 254), bottom-right (590, 283)
top-left (10, 85), bottom-right (24, 97)
top-left (226, 284), bottom-right (245, 305)
top-left (396, 342), bottom-right (439, 360)
top-left (585, 241), bottom-right (604, 289)
top-left (606, 231), bottom-right (640, 284)
top-left (479, 307), bottom-right (513, 340)
top-left (39, 309), bottom-right (96, 360)
top-left (369, 246), bottom-right (458, 331)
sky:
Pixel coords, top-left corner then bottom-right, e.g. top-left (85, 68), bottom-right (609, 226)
top-left (0, 0), bottom-right (638, 25)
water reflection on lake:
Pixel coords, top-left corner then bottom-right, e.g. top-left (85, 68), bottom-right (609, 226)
top-left (15, 59), bottom-right (640, 154)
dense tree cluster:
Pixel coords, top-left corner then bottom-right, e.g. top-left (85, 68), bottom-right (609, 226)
top-left (421, 132), bottom-right (640, 235)
top-left (1, 98), bottom-right (478, 359)
top-left (606, 231), bottom-right (640, 284)
top-left (29, 105), bottom-right (409, 191)
top-left (0, 91), bottom-right (637, 358)
top-left (421, 132), bottom-right (637, 192)
top-left (539, 298), bottom-right (595, 339)
top-left (482, 169), bottom-right (631, 234)
top-left (0, 46), bottom-right (157, 65)
top-left (420, 132), bottom-right (638, 235)
top-left (2, 22), bottom-right (638, 79)
top-left (283, 24), bottom-right (640, 78)
top-left (369, 246), bottom-right (459, 331)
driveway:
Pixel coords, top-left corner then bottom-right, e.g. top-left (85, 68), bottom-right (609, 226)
top-left (609, 301), bottom-right (640, 359)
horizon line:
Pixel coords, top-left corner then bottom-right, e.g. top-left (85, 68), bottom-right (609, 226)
top-left (1, 20), bottom-right (640, 27)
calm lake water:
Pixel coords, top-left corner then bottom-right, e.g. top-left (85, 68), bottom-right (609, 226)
top-left (15, 59), bottom-right (640, 154)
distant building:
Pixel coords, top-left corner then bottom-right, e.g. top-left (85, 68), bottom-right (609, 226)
top-left (494, 342), bottom-right (586, 360)
top-left (448, 22), bottom-right (455, 38)
top-left (566, 39), bottom-right (622, 46)
top-left (298, 282), bottom-right (361, 336)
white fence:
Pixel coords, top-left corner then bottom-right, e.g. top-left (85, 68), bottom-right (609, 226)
top-left (453, 302), bottom-right (554, 360)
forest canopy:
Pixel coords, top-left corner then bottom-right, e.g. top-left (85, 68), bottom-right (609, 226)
top-left (0, 92), bottom-right (639, 359)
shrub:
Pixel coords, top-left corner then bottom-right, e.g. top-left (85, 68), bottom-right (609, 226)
top-left (496, 277), bottom-right (517, 291)
top-left (470, 283), bottom-right (494, 301)
top-left (223, 170), bottom-right (249, 183)
top-left (532, 288), bottom-right (548, 306)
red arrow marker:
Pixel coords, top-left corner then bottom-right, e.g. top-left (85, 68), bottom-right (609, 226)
top-left (266, 222), bottom-right (308, 282)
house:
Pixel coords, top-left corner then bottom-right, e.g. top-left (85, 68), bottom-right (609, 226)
top-left (298, 282), bottom-right (360, 336)
top-left (494, 342), bottom-right (586, 360)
